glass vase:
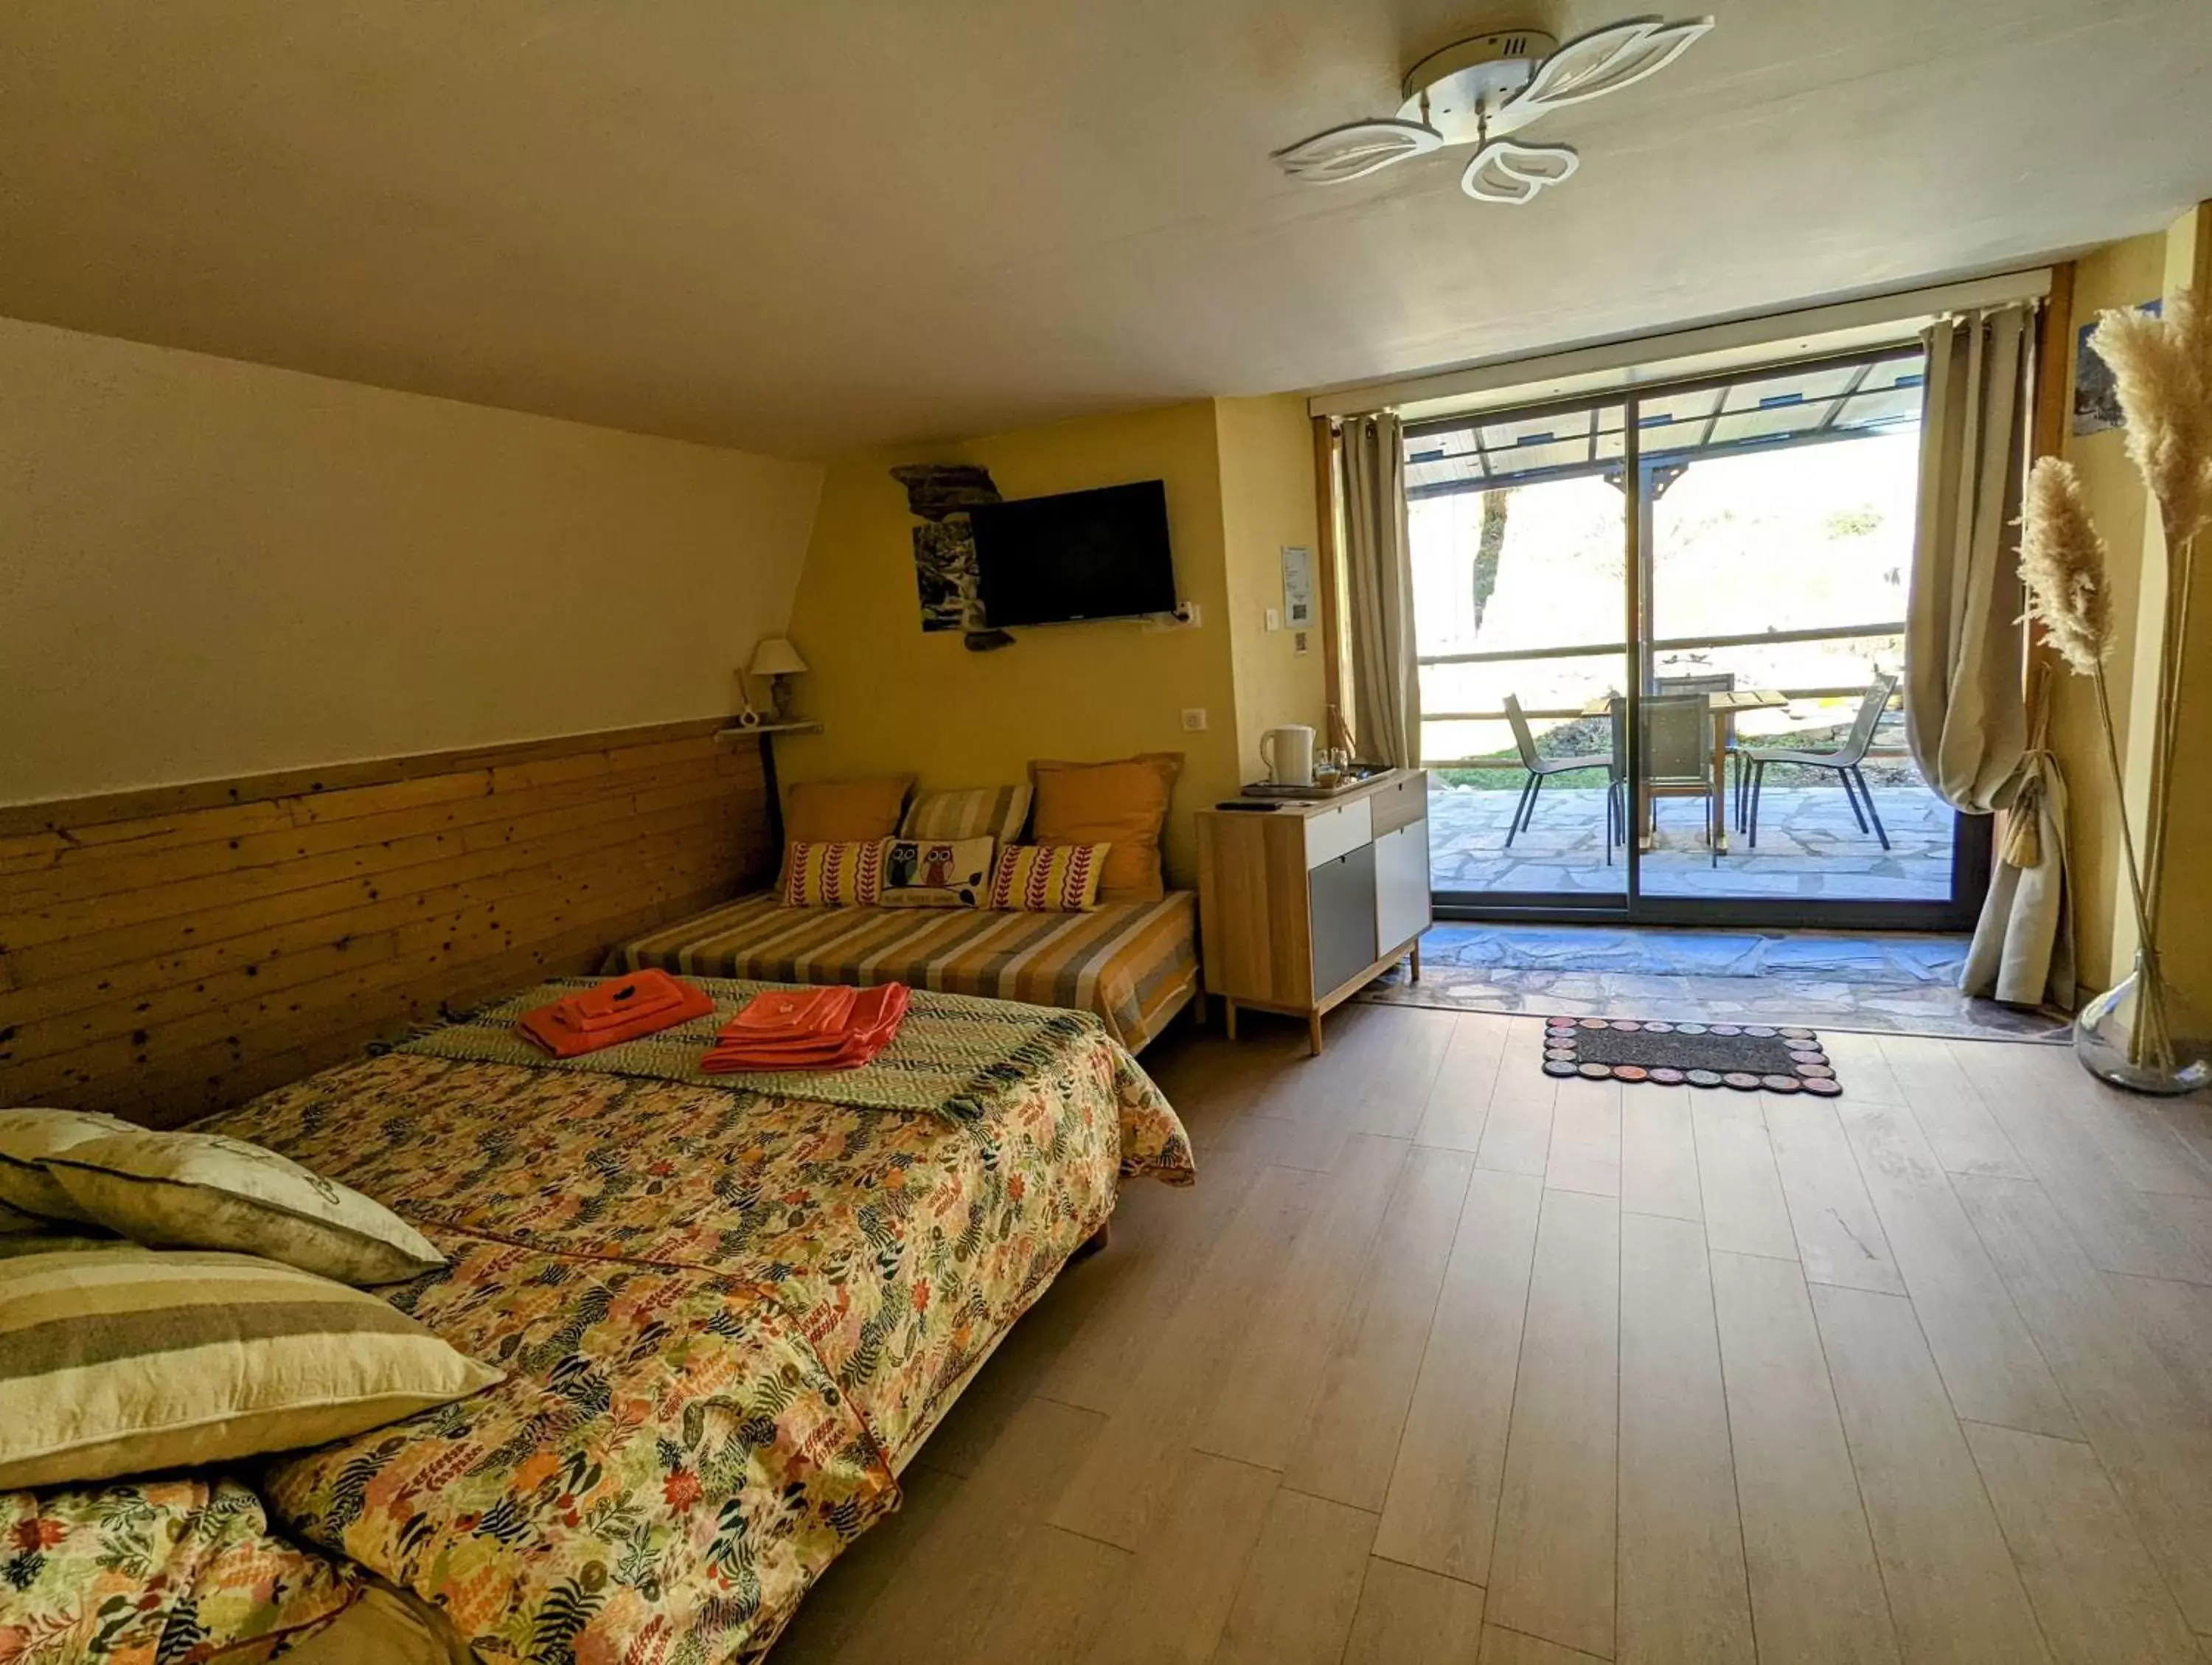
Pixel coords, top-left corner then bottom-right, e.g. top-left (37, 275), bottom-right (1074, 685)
top-left (2074, 951), bottom-right (2212, 1096)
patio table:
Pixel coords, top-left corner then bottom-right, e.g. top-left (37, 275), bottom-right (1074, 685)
top-left (1580, 689), bottom-right (1789, 854)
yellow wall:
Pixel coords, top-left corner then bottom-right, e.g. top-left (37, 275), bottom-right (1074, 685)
top-left (2050, 233), bottom-right (2168, 990)
top-left (780, 400), bottom-right (1240, 886)
top-left (779, 397), bottom-right (1320, 888)
top-left (2049, 209), bottom-right (2212, 998)
top-left (2138, 206), bottom-right (2212, 1008)
top-left (1215, 395), bottom-right (1328, 779)
top-left (0, 315), bottom-right (823, 804)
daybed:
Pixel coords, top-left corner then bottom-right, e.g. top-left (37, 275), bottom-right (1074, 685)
top-left (607, 889), bottom-right (1201, 1053)
top-left (9, 975), bottom-right (1193, 1664)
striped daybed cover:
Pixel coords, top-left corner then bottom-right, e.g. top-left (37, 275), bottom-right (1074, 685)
top-left (606, 889), bottom-right (1200, 1052)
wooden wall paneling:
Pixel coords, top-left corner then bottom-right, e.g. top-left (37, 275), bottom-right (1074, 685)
top-left (0, 717), bottom-right (771, 1126)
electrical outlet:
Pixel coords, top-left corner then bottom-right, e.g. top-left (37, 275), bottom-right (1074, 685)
top-left (1181, 708), bottom-right (1208, 732)
top-left (1294, 630), bottom-right (1310, 656)
top-left (1265, 607), bottom-right (1281, 631)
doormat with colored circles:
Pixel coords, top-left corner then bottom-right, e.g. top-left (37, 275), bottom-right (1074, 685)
top-left (1541, 1016), bottom-right (1840, 1095)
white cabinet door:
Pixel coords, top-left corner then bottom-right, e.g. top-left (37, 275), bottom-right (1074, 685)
top-left (1373, 818), bottom-right (1430, 954)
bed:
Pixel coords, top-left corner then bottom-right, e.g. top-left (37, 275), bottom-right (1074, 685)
top-left (11, 977), bottom-right (1192, 1664)
top-left (607, 890), bottom-right (1201, 1053)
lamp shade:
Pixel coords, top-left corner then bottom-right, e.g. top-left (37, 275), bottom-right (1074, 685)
top-left (748, 637), bottom-right (807, 678)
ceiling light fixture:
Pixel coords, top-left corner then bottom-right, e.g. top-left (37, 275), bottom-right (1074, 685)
top-left (1273, 15), bottom-right (1713, 205)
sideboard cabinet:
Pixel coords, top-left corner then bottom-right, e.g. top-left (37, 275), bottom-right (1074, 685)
top-left (1194, 769), bottom-right (1431, 1054)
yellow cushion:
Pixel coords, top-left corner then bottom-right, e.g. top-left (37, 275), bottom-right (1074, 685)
top-left (781, 838), bottom-right (889, 907)
top-left (0, 1243), bottom-right (500, 1490)
top-left (784, 776), bottom-right (914, 843)
top-left (1029, 754), bottom-right (1182, 903)
top-left (988, 844), bottom-right (1109, 912)
top-left (0, 1108), bottom-right (143, 1224)
top-left (46, 1130), bottom-right (445, 1287)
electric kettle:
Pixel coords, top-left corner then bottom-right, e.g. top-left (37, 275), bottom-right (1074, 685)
top-left (1260, 724), bottom-right (1317, 788)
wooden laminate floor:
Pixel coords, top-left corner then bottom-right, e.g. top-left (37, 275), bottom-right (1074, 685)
top-left (773, 1001), bottom-right (2212, 1665)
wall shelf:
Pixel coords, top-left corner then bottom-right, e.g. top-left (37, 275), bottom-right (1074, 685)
top-left (714, 720), bottom-right (822, 740)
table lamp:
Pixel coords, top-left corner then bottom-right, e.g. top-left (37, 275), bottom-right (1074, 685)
top-left (743, 637), bottom-right (808, 726)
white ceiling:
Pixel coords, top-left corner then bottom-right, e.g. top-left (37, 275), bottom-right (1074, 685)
top-left (1, 1), bottom-right (2207, 458)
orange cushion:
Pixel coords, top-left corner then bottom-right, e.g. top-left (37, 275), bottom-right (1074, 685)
top-left (1028, 753), bottom-right (1182, 903)
top-left (784, 776), bottom-right (914, 844)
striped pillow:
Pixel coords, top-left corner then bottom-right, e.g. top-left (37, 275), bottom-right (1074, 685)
top-left (0, 1243), bottom-right (501, 1490)
top-left (988, 844), bottom-right (1109, 912)
top-left (900, 785), bottom-right (1033, 846)
top-left (781, 838), bottom-right (888, 907)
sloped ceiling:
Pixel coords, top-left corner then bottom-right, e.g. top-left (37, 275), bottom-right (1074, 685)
top-left (1, 0), bottom-right (2206, 456)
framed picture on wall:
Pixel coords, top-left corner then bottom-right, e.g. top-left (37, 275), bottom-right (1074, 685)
top-left (2073, 299), bottom-right (2160, 436)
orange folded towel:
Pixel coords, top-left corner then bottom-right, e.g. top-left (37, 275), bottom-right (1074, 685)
top-left (516, 971), bottom-right (714, 1058)
top-left (562, 970), bottom-right (694, 1032)
top-left (701, 983), bottom-right (910, 1074)
top-left (727, 984), bottom-right (859, 1036)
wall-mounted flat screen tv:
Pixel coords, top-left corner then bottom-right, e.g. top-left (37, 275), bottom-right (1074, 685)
top-left (969, 479), bottom-right (1175, 627)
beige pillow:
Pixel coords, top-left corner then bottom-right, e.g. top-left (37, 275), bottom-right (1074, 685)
top-left (0, 1198), bottom-right (43, 1234)
top-left (0, 1242), bottom-right (500, 1490)
top-left (46, 1130), bottom-right (444, 1286)
top-left (0, 1108), bottom-right (142, 1223)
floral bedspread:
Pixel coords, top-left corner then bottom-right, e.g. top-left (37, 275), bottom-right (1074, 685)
top-left (190, 998), bottom-right (1194, 1663)
top-left (0, 1478), bottom-right (358, 1664)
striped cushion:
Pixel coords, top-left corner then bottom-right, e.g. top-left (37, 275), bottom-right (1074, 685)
top-left (47, 1129), bottom-right (445, 1287)
top-left (782, 838), bottom-right (889, 908)
top-left (0, 1244), bottom-right (501, 1490)
top-left (989, 844), bottom-right (1108, 912)
top-left (900, 785), bottom-right (1033, 846)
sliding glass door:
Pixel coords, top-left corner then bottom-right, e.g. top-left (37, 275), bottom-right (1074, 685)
top-left (1407, 347), bottom-right (1990, 929)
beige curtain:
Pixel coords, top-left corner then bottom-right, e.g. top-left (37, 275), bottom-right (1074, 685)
top-left (1962, 736), bottom-right (2076, 1007)
top-left (1906, 305), bottom-right (2032, 811)
top-left (1341, 413), bottom-right (1419, 768)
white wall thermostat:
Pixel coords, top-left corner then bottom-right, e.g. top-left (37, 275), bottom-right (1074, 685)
top-left (1281, 545), bottom-right (1314, 628)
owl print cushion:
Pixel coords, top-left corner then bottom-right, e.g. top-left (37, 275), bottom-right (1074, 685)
top-left (880, 835), bottom-right (996, 908)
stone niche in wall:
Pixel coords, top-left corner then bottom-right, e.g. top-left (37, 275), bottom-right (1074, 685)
top-left (891, 462), bottom-right (1012, 649)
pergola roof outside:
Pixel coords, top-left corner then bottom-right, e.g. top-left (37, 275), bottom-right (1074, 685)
top-left (1405, 350), bottom-right (1924, 499)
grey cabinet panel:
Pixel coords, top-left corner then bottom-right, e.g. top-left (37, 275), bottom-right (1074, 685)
top-left (1310, 843), bottom-right (1378, 998)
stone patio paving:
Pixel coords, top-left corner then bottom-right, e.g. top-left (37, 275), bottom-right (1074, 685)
top-left (1427, 777), bottom-right (1955, 902)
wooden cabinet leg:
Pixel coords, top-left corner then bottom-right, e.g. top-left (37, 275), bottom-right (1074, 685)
top-left (1223, 998), bottom-right (1238, 1042)
top-left (1308, 1011), bottom-right (1325, 1056)
top-left (1410, 942), bottom-right (1422, 983)
top-left (1192, 987), bottom-right (1208, 1026)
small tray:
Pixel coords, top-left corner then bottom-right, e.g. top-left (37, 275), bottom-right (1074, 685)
top-left (1237, 775), bottom-right (1371, 800)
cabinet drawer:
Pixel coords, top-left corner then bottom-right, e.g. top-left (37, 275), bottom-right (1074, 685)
top-left (1369, 770), bottom-right (1429, 838)
top-left (1310, 844), bottom-right (1379, 998)
top-left (1304, 796), bottom-right (1373, 869)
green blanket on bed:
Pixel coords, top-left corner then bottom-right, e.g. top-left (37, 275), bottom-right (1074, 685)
top-left (397, 974), bottom-right (1104, 1120)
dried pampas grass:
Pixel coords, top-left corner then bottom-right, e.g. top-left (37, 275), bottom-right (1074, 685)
top-left (2092, 288), bottom-right (2212, 547)
top-left (2019, 457), bottom-right (2112, 675)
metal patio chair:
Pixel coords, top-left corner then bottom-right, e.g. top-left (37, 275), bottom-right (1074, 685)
top-left (1503, 693), bottom-right (1610, 849)
top-left (1654, 671), bottom-right (1742, 829)
top-left (1641, 691), bottom-right (1721, 866)
top-left (1743, 673), bottom-right (1899, 851)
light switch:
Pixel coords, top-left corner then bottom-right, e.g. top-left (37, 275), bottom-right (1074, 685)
top-left (1265, 607), bottom-right (1281, 631)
